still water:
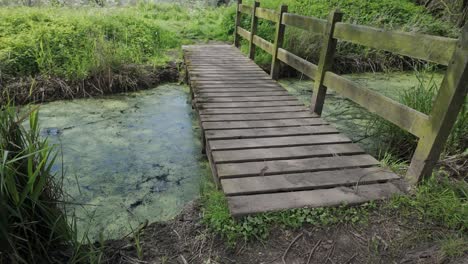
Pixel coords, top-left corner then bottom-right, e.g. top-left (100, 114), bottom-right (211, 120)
top-left (36, 72), bottom-right (442, 239)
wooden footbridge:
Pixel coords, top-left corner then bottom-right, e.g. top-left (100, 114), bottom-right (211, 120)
top-left (183, 2), bottom-right (467, 216)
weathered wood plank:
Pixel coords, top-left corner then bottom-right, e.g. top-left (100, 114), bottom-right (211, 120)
top-left (255, 7), bottom-right (279, 22)
top-left (196, 88), bottom-right (284, 93)
top-left (252, 35), bottom-right (274, 54)
top-left (196, 91), bottom-right (289, 97)
top-left (222, 167), bottom-right (399, 195)
top-left (282, 13), bottom-right (326, 34)
top-left (200, 111), bottom-right (315, 121)
top-left (213, 143), bottom-right (363, 163)
top-left (209, 134), bottom-right (350, 151)
top-left (271, 5), bottom-right (288, 80)
top-left (237, 26), bottom-right (251, 40)
top-left (199, 106), bottom-right (308, 115)
top-left (195, 83), bottom-right (280, 89)
top-left (322, 72), bottom-right (429, 137)
top-left (197, 96), bottom-right (297, 102)
top-left (217, 154), bottom-right (380, 178)
top-left (198, 101), bottom-right (302, 108)
top-left (202, 118), bottom-right (325, 130)
top-left (249, 1), bottom-right (260, 59)
top-left (239, 4), bottom-right (252, 14)
top-left (191, 76), bottom-right (272, 81)
top-left (277, 48), bottom-right (318, 79)
top-left (192, 80), bottom-right (278, 85)
top-left (334, 22), bottom-right (457, 65)
top-left (205, 125), bottom-right (338, 140)
top-left (227, 182), bottom-right (402, 216)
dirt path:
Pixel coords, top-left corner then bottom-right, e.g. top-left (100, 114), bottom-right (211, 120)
top-left (102, 201), bottom-right (466, 264)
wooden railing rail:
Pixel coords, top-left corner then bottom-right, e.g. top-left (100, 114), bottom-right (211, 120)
top-left (232, 1), bottom-right (467, 185)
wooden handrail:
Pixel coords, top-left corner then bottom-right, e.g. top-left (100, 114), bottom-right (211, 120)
top-left (232, 2), bottom-right (467, 185)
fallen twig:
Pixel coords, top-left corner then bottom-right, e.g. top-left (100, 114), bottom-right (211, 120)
top-left (282, 233), bottom-right (303, 264)
top-left (306, 239), bottom-right (322, 264)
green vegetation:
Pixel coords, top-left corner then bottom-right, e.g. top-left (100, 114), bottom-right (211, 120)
top-left (201, 177), bottom-right (375, 244)
top-left (0, 105), bottom-right (69, 263)
top-left (367, 70), bottom-right (467, 160)
top-left (223, 0), bottom-right (458, 71)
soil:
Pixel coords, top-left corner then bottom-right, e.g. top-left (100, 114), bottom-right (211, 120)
top-left (1, 63), bottom-right (180, 105)
top-left (100, 201), bottom-right (467, 264)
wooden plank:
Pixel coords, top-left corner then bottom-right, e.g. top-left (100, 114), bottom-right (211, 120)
top-left (200, 111), bottom-right (315, 121)
top-left (190, 72), bottom-right (267, 76)
top-left (196, 91), bottom-right (289, 97)
top-left (202, 118), bottom-right (326, 130)
top-left (222, 167), bottom-right (399, 195)
top-left (196, 88), bottom-right (284, 93)
top-left (198, 101), bottom-right (302, 108)
top-left (237, 26), bottom-right (251, 40)
top-left (322, 71), bottom-right (429, 137)
top-left (239, 4), bottom-right (252, 14)
top-left (217, 154), bottom-right (380, 178)
top-left (277, 48), bottom-right (318, 79)
top-left (191, 76), bottom-right (272, 81)
top-left (197, 96), bottom-right (297, 102)
top-left (334, 22), bottom-right (457, 66)
top-left (199, 106), bottom-right (308, 115)
top-left (213, 143), bottom-right (363, 163)
top-left (205, 125), bottom-right (338, 140)
top-left (192, 80), bottom-right (278, 85)
top-left (311, 10), bottom-right (342, 115)
top-left (209, 134), bottom-right (350, 151)
top-left (252, 35), bottom-right (274, 54)
top-left (195, 83), bottom-right (280, 88)
top-left (227, 182), bottom-right (402, 216)
top-left (282, 13), bottom-right (326, 34)
top-left (255, 7), bottom-right (279, 22)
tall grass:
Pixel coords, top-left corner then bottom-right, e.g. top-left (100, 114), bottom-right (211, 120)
top-left (0, 105), bottom-right (70, 263)
top-left (367, 71), bottom-right (467, 161)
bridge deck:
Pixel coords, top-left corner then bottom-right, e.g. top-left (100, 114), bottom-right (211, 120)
top-left (184, 44), bottom-right (403, 216)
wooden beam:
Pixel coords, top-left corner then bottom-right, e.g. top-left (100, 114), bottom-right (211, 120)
top-left (252, 35), bottom-right (274, 54)
top-left (234, 0), bottom-right (243, 47)
top-left (239, 4), bottom-right (252, 14)
top-left (311, 10), bottom-right (343, 115)
top-left (406, 24), bottom-right (468, 184)
top-left (271, 5), bottom-right (288, 80)
top-left (334, 22), bottom-right (457, 66)
top-left (277, 48), bottom-right (318, 79)
top-left (322, 72), bottom-right (430, 137)
top-left (282, 13), bottom-right (326, 34)
top-left (237, 26), bottom-right (251, 40)
top-left (249, 1), bottom-right (260, 60)
top-left (256, 7), bottom-right (279, 22)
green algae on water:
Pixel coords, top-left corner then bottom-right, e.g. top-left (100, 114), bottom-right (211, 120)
top-left (36, 84), bottom-right (211, 239)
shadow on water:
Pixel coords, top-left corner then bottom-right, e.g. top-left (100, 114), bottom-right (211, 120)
top-left (37, 84), bottom-right (210, 239)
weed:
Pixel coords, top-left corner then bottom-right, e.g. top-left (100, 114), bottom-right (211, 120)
top-left (440, 235), bottom-right (468, 258)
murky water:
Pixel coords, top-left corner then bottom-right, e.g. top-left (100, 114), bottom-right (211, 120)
top-left (279, 72), bottom-right (443, 154)
top-left (37, 84), bottom-right (210, 239)
top-left (35, 72), bottom-right (443, 239)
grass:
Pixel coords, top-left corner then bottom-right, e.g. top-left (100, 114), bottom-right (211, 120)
top-left (0, 105), bottom-right (70, 263)
top-left (367, 70), bottom-right (467, 160)
top-left (222, 0), bottom-right (459, 72)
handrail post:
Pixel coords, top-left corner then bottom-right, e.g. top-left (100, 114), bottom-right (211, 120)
top-left (271, 5), bottom-right (288, 80)
top-left (311, 9), bottom-right (343, 115)
top-left (234, 0), bottom-right (242, 48)
top-left (406, 23), bottom-right (468, 185)
top-left (248, 1), bottom-right (260, 60)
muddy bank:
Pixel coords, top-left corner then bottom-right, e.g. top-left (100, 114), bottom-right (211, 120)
top-left (93, 201), bottom-right (466, 264)
top-left (1, 63), bottom-right (179, 105)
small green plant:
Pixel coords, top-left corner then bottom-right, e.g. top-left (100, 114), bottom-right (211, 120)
top-left (440, 235), bottom-right (468, 258)
top-left (200, 177), bottom-right (376, 244)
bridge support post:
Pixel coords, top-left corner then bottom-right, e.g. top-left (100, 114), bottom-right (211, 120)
top-left (406, 24), bottom-right (468, 185)
top-left (271, 5), bottom-right (288, 80)
top-left (248, 1), bottom-right (260, 60)
top-left (311, 9), bottom-right (343, 115)
top-left (234, 0), bottom-right (242, 48)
